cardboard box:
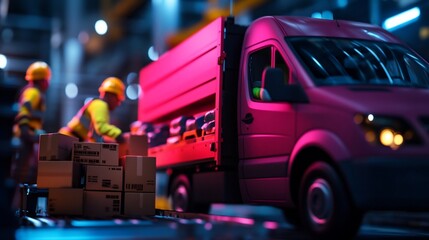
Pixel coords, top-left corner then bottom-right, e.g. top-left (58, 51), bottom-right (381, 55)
top-left (121, 156), bottom-right (156, 193)
top-left (119, 133), bottom-right (148, 157)
top-left (39, 133), bottom-right (78, 161)
top-left (48, 188), bottom-right (83, 216)
top-left (123, 192), bottom-right (155, 216)
top-left (84, 191), bottom-right (121, 218)
top-left (37, 161), bottom-right (81, 188)
top-left (85, 165), bottom-right (123, 191)
top-left (72, 142), bottom-right (119, 166)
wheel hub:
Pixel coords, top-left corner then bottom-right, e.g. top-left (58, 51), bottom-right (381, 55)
top-left (306, 178), bottom-right (334, 225)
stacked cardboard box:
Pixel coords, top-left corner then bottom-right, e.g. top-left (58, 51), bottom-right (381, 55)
top-left (121, 132), bottom-right (155, 217)
top-left (37, 133), bottom-right (82, 216)
top-left (48, 188), bottom-right (83, 216)
top-left (121, 155), bottom-right (156, 217)
top-left (119, 134), bottom-right (148, 157)
top-left (73, 141), bottom-right (122, 218)
top-left (37, 133), bottom-right (155, 218)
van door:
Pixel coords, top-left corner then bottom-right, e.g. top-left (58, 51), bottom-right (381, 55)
top-left (238, 42), bottom-right (296, 204)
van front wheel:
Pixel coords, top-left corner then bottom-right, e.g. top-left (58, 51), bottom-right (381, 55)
top-left (299, 161), bottom-right (362, 239)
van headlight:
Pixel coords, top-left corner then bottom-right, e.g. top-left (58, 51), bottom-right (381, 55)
top-left (354, 114), bottom-right (422, 149)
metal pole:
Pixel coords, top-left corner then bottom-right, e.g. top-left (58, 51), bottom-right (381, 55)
top-left (370, 0), bottom-right (380, 26)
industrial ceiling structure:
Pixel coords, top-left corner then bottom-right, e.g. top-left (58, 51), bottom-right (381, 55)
top-left (0, 0), bottom-right (428, 133)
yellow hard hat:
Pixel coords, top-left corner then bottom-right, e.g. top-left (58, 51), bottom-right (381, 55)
top-left (25, 61), bottom-right (51, 81)
top-left (98, 77), bottom-right (125, 101)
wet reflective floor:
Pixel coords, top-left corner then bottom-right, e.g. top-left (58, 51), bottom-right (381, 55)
top-left (10, 205), bottom-right (429, 240)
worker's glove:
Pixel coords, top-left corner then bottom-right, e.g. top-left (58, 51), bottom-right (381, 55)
top-left (115, 133), bottom-right (125, 144)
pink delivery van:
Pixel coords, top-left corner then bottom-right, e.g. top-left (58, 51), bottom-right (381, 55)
top-left (138, 16), bottom-right (429, 238)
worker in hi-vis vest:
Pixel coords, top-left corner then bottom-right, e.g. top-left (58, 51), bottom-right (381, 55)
top-left (11, 61), bottom-right (51, 184)
top-left (59, 77), bottom-right (125, 143)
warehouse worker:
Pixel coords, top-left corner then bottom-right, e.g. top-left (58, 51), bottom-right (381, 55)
top-left (11, 61), bottom-right (51, 184)
top-left (59, 77), bottom-right (125, 143)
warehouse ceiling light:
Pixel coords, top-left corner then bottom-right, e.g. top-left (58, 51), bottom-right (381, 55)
top-left (148, 46), bottom-right (159, 61)
top-left (65, 83), bottom-right (78, 99)
top-left (95, 19), bottom-right (108, 35)
top-left (311, 12), bottom-right (322, 19)
top-left (0, 54), bottom-right (6, 69)
top-left (382, 7), bottom-right (420, 31)
top-left (126, 84), bottom-right (141, 100)
top-left (337, 0), bottom-right (348, 8)
top-left (126, 72), bottom-right (138, 84)
top-left (322, 10), bottom-right (333, 20)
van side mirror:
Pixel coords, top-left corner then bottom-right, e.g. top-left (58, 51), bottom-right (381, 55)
top-left (262, 68), bottom-right (308, 103)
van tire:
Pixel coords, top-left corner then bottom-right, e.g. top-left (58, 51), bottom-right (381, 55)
top-left (170, 174), bottom-right (191, 212)
top-left (299, 161), bottom-right (362, 239)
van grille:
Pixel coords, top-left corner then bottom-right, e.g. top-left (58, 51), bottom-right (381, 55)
top-left (420, 117), bottom-right (429, 135)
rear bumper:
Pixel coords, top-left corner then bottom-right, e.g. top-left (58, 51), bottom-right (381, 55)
top-left (339, 156), bottom-right (429, 211)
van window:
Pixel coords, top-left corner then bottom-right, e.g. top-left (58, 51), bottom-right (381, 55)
top-left (275, 51), bottom-right (290, 84)
top-left (288, 37), bottom-right (429, 88)
top-left (247, 47), bottom-right (291, 101)
top-left (248, 47), bottom-right (271, 100)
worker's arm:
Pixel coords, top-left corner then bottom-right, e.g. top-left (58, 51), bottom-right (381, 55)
top-left (87, 99), bottom-right (122, 140)
top-left (15, 88), bottom-right (43, 142)
top-left (15, 88), bottom-right (41, 125)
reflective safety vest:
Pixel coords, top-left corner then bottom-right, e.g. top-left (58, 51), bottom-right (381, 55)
top-left (59, 98), bottom-right (122, 142)
top-left (13, 86), bottom-right (45, 137)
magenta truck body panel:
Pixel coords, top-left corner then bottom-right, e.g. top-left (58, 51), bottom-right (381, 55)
top-left (139, 17), bottom-right (223, 123)
top-left (139, 16), bottom-right (429, 237)
top-left (139, 18), bottom-right (224, 168)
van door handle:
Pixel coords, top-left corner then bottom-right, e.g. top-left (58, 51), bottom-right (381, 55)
top-left (242, 113), bottom-right (254, 124)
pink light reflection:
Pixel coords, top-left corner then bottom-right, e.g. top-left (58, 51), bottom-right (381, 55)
top-left (204, 222), bottom-right (213, 230)
top-left (211, 215), bottom-right (255, 225)
top-left (114, 219), bottom-right (123, 225)
top-left (195, 218), bottom-right (204, 224)
top-left (263, 221), bottom-right (278, 229)
top-left (130, 219), bottom-right (140, 224)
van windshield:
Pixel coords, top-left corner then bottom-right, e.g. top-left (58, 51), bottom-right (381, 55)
top-left (288, 37), bottom-right (429, 88)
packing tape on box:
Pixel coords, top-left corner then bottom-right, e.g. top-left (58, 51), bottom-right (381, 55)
top-left (137, 156), bottom-right (142, 177)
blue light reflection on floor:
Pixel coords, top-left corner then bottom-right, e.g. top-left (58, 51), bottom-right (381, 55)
top-left (16, 225), bottom-right (178, 240)
top-left (13, 205), bottom-right (429, 239)
top-left (70, 219), bottom-right (152, 227)
top-left (15, 205), bottom-right (293, 240)
top-left (16, 216), bottom-right (289, 240)
top-left (16, 218), bottom-right (174, 240)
